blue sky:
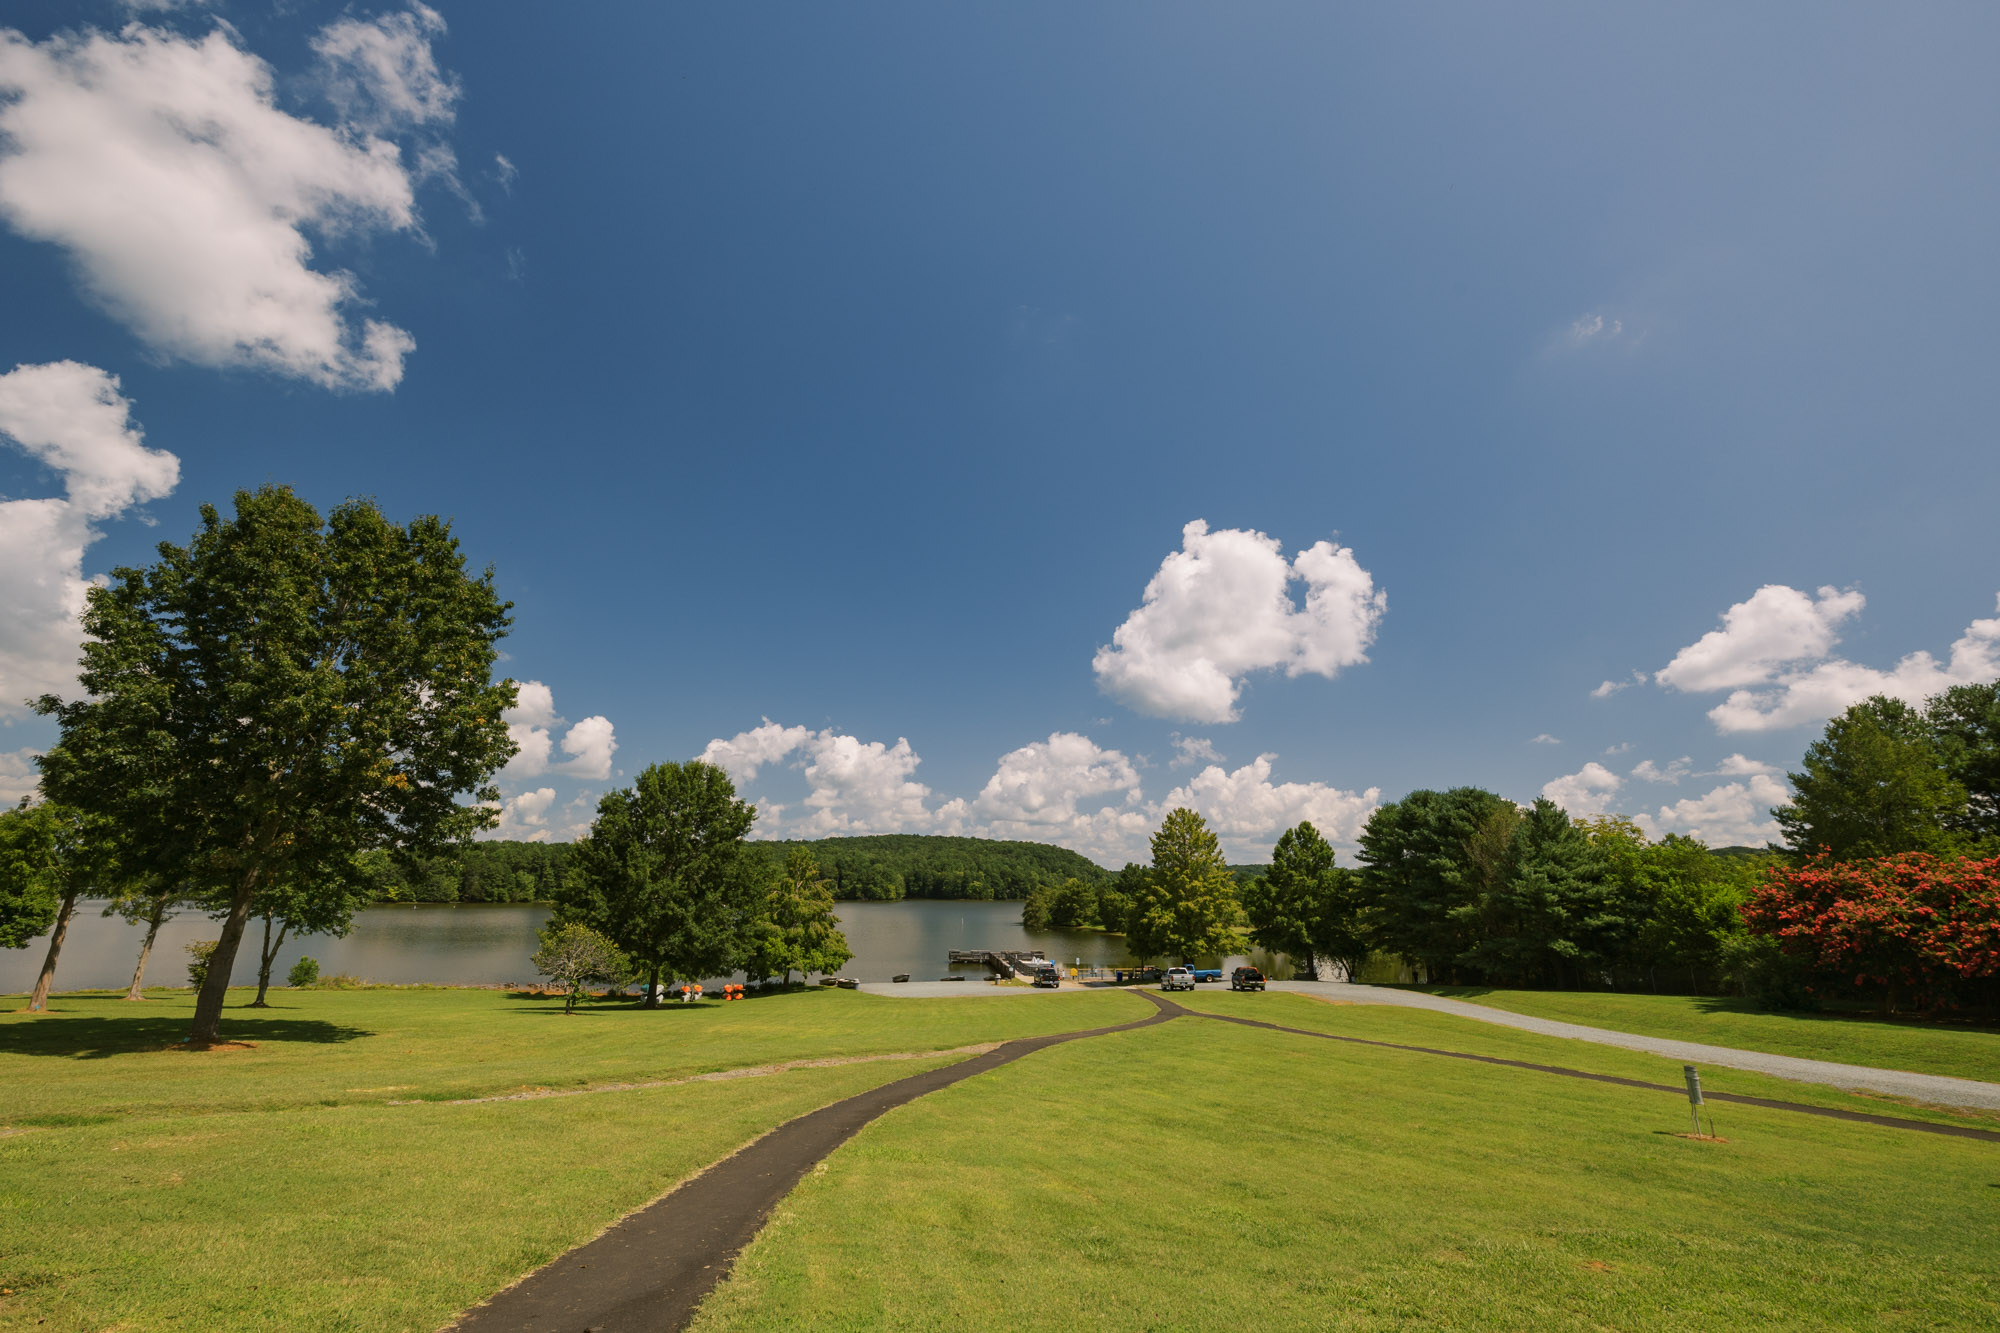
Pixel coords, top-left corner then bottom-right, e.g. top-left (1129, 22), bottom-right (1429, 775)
top-left (3, 2), bottom-right (1998, 863)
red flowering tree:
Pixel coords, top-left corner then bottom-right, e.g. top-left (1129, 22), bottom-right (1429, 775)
top-left (1742, 853), bottom-right (2000, 1011)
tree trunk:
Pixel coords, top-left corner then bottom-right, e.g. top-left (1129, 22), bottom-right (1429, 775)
top-left (564, 985), bottom-right (578, 1014)
top-left (124, 896), bottom-right (170, 1000)
top-left (190, 868), bottom-right (261, 1045)
top-left (27, 887), bottom-right (79, 1012)
top-left (644, 964), bottom-right (661, 1009)
top-left (251, 913), bottom-right (288, 1007)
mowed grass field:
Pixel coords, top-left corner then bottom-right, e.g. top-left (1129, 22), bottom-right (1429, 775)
top-left (0, 985), bottom-right (1149, 1332)
top-left (1407, 987), bottom-right (2000, 1084)
top-left (691, 996), bottom-right (2000, 1333)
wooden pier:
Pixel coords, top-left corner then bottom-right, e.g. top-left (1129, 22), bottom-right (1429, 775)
top-left (946, 949), bottom-right (1049, 979)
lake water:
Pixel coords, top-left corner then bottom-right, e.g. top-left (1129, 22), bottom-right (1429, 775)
top-left (0, 899), bottom-right (1291, 993)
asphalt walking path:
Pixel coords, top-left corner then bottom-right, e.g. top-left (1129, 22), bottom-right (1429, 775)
top-left (450, 993), bottom-right (1179, 1333)
top-left (1267, 980), bottom-right (2000, 1113)
top-left (452, 987), bottom-right (1998, 1333)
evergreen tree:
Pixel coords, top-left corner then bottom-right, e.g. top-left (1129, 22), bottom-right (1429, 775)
top-left (1125, 809), bottom-right (1239, 962)
top-left (1240, 821), bottom-right (1368, 980)
top-left (1356, 788), bottom-right (1517, 983)
top-left (1460, 798), bottom-right (1612, 987)
top-left (745, 847), bottom-right (852, 983)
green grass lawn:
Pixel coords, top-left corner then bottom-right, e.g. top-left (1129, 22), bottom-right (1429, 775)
top-left (1169, 989), bottom-right (2000, 1128)
top-left (0, 985), bottom-right (1150, 1332)
top-left (1403, 986), bottom-right (2000, 1084)
top-left (0, 984), bottom-right (1147, 1121)
top-left (689, 1007), bottom-right (2000, 1333)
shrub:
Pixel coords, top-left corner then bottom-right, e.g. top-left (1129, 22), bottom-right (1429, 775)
top-left (531, 922), bottom-right (630, 1013)
top-left (286, 956), bottom-right (321, 988)
top-left (185, 939), bottom-right (219, 990)
top-left (315, 973), bottom-right (366, 990)
top-left (1742, 852), bottom-right (2000, 1011)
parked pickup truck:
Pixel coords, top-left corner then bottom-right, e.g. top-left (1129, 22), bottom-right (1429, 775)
top-left (1189, 967), bottom-right (1222, 983)
top-left (1031, 964), bottom-right (1062, 988)
top-left (1230, 966), bottom-right (1266, 991)
top-left (1160, 965), bottom-right (1196, 991)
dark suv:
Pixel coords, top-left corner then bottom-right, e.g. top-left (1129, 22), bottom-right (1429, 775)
top-left (1230, 966), bottom-right (1266, 991)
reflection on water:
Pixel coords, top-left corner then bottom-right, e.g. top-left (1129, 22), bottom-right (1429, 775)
top-left (0, 898), bottom-right (1292, 992)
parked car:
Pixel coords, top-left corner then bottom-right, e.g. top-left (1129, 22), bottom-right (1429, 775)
top-left (1189, 967), bottom-right (1222, 983)
top-left (1031, 964), bottom-right (1062, 988)
top-left (1161, 966), bottom-right (1196, 991)
top-left (1230, 966), bottom-right (1266, 991)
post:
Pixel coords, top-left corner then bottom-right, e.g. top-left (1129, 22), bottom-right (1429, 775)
top-left (1682, 1065), bottom-right (1704, 1136)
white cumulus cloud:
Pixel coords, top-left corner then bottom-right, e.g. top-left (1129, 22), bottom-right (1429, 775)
top-left (935, 732), bottom-right (1146, 862)
top-left (0, 361), bottom-right (178, 719)
top-left (1168, 734), bottom-right (1222, 768)
top-left (1160, 754), bottom-right (1380, 862)
top-left (698, 721), bottom-right (935, 837)
top-left (500, 681), bottom-right (616, 781)
top-left (1093, 520), bottom-right (1386, 724)
top-left (1659, 586), bottom-right (2000, 732)
top-left (1541, 762), bottom-right (1623, 817)
top-left (1636, 775), bottom-right (1791, 847)
top-left (0, 747), bottom-right (41, 805)
top-left (797, 732), bottom-right (932, 836)
top-left (1656, 585), bottom-right (1865, 693)
top-left (1709, 753), bottom-right (1784, 778)
top-left (0, 10), bottom-right (463, 391)
top-left (698, 718), bottom-right (813, 787)
top-left (1630, 756), bottom-right (1691, 784)
top-left (1592, 671), bottom-right (1649, 699)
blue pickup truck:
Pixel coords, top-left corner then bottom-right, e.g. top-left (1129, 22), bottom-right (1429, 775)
top-left (1188, 967), bottom-right (1222, 983)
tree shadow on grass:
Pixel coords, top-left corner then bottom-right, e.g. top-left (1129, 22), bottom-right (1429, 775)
top-left (0, 1014), bottom-right (372, 1060)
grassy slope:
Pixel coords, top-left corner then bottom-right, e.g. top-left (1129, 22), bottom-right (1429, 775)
top-left (691, 1011), bottom-right (2000, 1333)
top-left (1168, 990), bottom-right (2000, 1128)
top-left (0, 985), bottom-right (1147, 1120)
top-left (0, 986), bottom-right (1149, 1332)
top-left (1406, 987), bottom-right (2000, 1084)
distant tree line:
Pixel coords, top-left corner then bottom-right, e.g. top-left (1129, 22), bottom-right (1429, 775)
top-left (355, 841), bottom-right (571, 903)
top-left (742, 834), bottom-right (1105, 901)
top-left (1031, 683), bottom-right (2000, 1014)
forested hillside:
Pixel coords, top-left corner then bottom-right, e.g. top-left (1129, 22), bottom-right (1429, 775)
top-left (356, 834), bottom-right (1102, 902)
top-left (357, 842), bottom-right (571, 903)
top-left (744, 834), bottom-right (1106, 901)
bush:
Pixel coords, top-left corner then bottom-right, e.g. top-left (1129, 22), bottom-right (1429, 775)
top-left (286, 956), bottom-right (321, 988)
top-left (185, 939), bottom-right (219, 990)
top-left (1743, 852), bottom-right (2000, 1011)
top-left (315, 973), bottom-right (366, 989)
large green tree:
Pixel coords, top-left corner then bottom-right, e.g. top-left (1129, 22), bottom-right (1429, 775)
top-left (559, 760), bottom-right (763, 1003)
top-left (1459, 798), bottom-right (1617, 988)
top-left (35, 486), bottom-right (516, 1044)
top-left (0, 801), bottom-right (63, 958)
top-left (1775, 697), bottom-right (1969, 861)
top-left (1125, 808), bottom-right (1239, 963)
top-left (1356, 788), bottom-right (1518, 983)
top-left (745, 847), bottom-right (852, 984)
top-left (0, 799), bottom-right (118, 1012)
top-left (1926, 682), bottom-right (2000, 844)
top-left (1240, 821), bottom-right (1368, 980)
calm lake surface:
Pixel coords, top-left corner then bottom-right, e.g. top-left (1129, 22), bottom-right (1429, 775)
top-left (1, 899), bottom-right (1290, 993)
